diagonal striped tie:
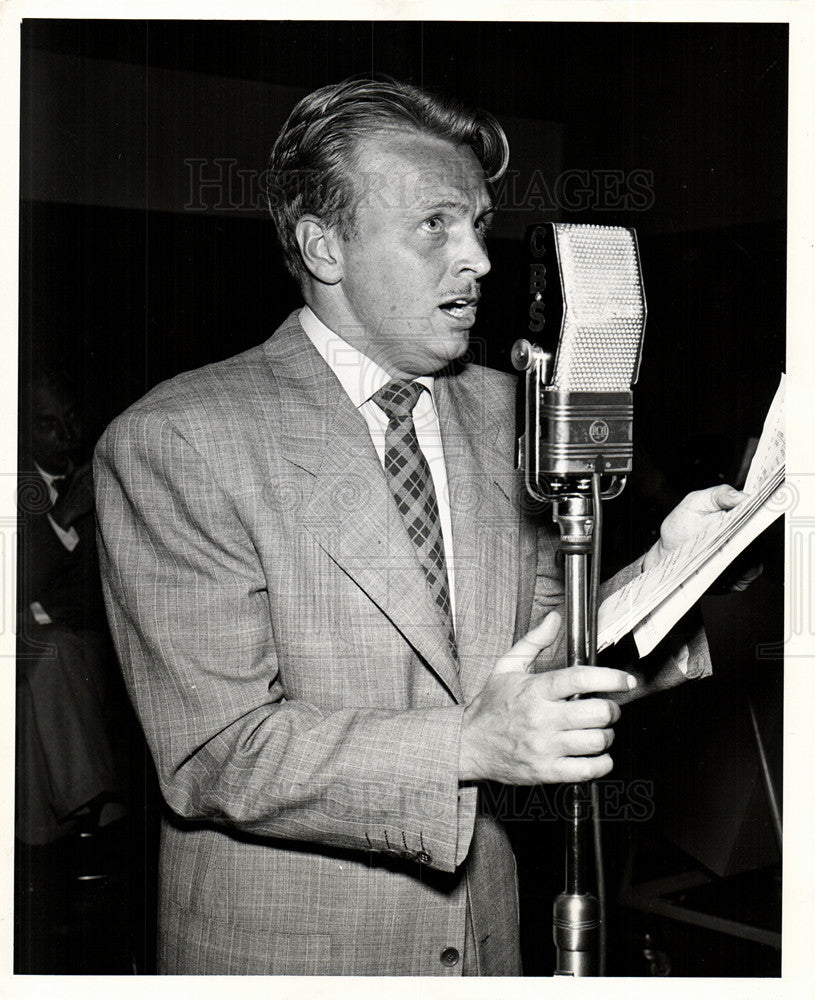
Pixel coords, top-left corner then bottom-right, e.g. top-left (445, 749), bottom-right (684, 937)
top-left (372, 379), bottom-right (457, 659)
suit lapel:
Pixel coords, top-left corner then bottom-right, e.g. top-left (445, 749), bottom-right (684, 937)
top-left (435, 370), bottom-right (521, 703)
top-left (264, 316), bottom-right (462, 701)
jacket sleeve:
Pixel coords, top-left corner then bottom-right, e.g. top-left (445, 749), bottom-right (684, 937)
top-left (94, 407), bottom-right (475, 874)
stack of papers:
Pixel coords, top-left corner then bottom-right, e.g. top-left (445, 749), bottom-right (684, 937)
top-left (598, 374), bottom-right (785, 656)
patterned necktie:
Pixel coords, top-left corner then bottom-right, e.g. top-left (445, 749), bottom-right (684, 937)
top-left (372, 379), bottom-right (457, 659)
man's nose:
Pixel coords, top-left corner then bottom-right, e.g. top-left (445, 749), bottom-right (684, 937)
top-left (451, 226), bottom-right (491, 280)
top-left (57, 419), bottom-right (78, 446)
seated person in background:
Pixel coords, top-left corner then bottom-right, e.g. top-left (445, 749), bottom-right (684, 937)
top-left (16, 365), bottom-right (128, 846)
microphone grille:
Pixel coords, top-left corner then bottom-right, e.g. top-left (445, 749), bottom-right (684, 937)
top-left (550, 224), bottom-right (646, 391)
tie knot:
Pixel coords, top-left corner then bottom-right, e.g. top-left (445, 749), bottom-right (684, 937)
top-left (372, 379), bottom-right (424, 420)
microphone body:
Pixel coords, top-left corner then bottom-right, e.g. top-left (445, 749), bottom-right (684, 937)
top-left (514, 222), bottom-right (646, 501)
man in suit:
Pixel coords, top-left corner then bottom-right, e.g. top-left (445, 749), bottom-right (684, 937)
top-left (94, 77), bottom-right (744, 975)
top-left (19, 367), bottom-right (101, 637)
top-left (17, 367), bottom-right (127, 847)
top-left (16, 368), bottom-right (135, 972)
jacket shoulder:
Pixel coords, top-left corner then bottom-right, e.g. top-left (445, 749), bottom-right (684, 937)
top-left (460, 362), bottom-right (517, 390)
top-left (97, 312), bottom-right (304, 450)
top-left (441, 360), bottom-right (517, 409)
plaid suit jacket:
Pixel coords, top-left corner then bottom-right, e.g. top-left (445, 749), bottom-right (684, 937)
top-left (94, 312), bottom-right (708, 975)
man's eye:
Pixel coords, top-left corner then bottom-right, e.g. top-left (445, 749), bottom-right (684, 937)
top-left (476, 214), bottom-right (495, 235)
top-left (421, 217), bottom-right (444, 233)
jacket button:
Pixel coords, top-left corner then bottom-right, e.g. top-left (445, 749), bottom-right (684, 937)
top-left (440, 947), bottom-right (460, 967)
top-left (416, 851), bottom-right (432, 865)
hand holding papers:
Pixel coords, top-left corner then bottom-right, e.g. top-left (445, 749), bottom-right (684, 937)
top-left (598, 375), bottom-right (785, 657)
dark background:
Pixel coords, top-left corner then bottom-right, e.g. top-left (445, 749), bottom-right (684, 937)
top-left (18, 19), bottom-right (786, 976)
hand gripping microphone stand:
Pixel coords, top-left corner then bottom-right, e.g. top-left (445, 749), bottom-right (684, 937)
top-left (512, 223), bottom-right (647, 976)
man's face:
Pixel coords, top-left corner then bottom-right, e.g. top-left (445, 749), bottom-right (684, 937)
top-left (30, 385), bottom-right (80, 474)
top-left (331, 131), bottom-right (494, 377)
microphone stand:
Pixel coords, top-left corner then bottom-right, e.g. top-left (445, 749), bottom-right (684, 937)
top-left (551, 489), bottom-right (600, 977)
top-left (513, 222), bottom-right (646, 976)
top-left (513, 338), bottom-right (627, 977)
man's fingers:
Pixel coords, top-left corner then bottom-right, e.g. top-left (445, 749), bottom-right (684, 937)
top-left (492, 611), bottom-right (562, 675)
top-left (731, 563), bottom-right (764, 592)
top-left (541, 664), bottom-right (636, 700)
top-left (559, 728), bottom-right (616, 757)
top-left (551, 754), bottom-right (615, 784)
top-left (705, 484), bottom-right (747, 511)
top-left (560, 697), bottom-right (621, 729)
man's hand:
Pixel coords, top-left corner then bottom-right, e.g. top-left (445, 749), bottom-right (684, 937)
top-left (50, 462), bottom-right (95, 530)
top-left (459, 612), bottom-right (636, 785)
top-left (642, 484), bottom-right (747, 572)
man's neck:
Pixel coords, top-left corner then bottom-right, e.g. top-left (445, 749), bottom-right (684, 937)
top-left (302, 293), bottom-right (420, 380)
top-left (34, 459), bottom-right (73, 481)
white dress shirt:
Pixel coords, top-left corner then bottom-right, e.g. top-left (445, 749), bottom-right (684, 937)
top-left (29, 463), bottom-right (80, 624)
top-left (35, 462), bottom-right (79, 552)
top-left (299, 305), bottom-right (457, 625)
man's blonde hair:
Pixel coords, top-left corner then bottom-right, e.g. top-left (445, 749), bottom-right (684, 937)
top-left (266, 75), bottom-right (509, 282)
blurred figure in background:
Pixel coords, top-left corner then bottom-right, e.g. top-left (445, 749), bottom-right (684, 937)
top-left (15, 365), bottom-right (145, 973)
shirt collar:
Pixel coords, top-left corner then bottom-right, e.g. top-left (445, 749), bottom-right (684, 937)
top-left (299, 306), bottom-right (436, 410)
top-left (34, 461), bottom-right (72, 486)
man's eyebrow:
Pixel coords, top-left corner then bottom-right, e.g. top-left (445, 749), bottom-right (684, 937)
top-left (414, 199), bottom-right (495, 215)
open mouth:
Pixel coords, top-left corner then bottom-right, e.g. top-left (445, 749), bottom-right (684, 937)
top-left (439, 297), bottom-right (478, 319)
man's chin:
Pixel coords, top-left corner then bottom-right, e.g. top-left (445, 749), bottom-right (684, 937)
top-left (37, 456), bottom-right (72, 475)
top-left (443, 331), bottom-right (473, 364)
top-left (418, 336), bottom-right (471, 374)
top-left (388, 323), bottom-right (472, 376)
top-left (432, 318), bottom-right (472, 351)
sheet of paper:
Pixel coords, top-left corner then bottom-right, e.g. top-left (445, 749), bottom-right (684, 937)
top-left (632, 488), bottom-right (784, 655)
top-left (744, 373), bottom-right (785, 495)
top-left (597, 373), bottom-right (785, 652)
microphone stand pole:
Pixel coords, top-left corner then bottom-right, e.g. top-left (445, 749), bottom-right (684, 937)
top-left (512, 339), bottom-right (607, 976)
top-left (551, 491), bottom-right (600, 976)
top-left (513, 221), bottom-right (647, 977)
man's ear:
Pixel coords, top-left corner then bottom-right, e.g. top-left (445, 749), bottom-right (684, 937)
top-left (295, 216), bottom-right (343, 285)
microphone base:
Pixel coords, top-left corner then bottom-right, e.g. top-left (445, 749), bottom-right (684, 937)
top-left (553, 891), bottom-right (600, 977)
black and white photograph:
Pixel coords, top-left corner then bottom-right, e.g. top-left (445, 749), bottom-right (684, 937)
top-left (3, 4), bottom-right (812, 992)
